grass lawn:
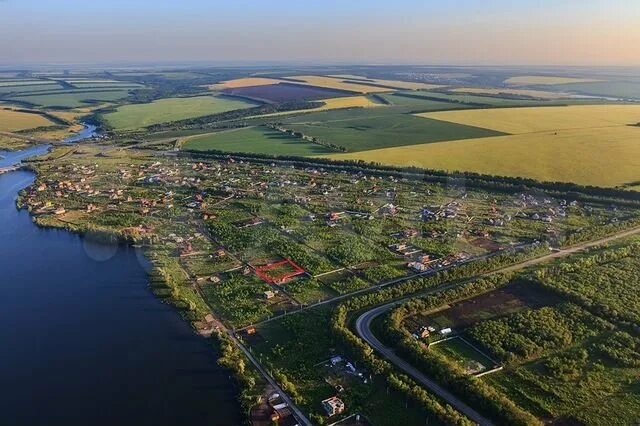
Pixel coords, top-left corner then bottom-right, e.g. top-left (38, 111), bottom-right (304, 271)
top-left (280, 107), bottom-right (504, 153)
top-left (183, 126), bottom-right (338, 156)
top-left (102, 95), bottom-right (259, 130)
top-left (431, 337), bottom-right (495, 374)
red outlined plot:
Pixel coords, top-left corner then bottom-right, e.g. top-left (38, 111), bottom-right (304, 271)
top-left (255, 259), bottom-right (306, 285)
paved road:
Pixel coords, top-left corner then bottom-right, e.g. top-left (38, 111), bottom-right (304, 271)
top-left (356, 305), bottom-right (495, 426)
top-left (230, 332), bottom-right (313, 426)
top-left (355, 225), bottom-right (640, 425)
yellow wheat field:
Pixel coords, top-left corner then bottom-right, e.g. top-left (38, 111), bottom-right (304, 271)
top-left (208, 77), bottom-right (284, 90)
top-left (287, 76), bottom-right (393, 93)
top-left (450, 87), bottom-right (568, 100)
top-left (329, 75), bottom-right (443, 90)
top-left (245, 96), bottom-right (382, 119)
top-left (325, 126), bottom-right (640, 188)
top-left (0, 108), bottom-right (54, 132)
top-left (417, 105), bottom-right (640, 134)
top-left (505, 76), bottom-right (601, 86)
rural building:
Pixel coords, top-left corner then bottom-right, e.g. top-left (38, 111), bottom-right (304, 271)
top-left (322, 396), bottom-right (346, 417)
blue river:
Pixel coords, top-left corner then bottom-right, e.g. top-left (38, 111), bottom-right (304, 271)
top-left (0, 129), bottom-right (241, 425)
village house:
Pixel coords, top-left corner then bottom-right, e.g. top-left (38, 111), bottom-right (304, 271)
top-left (322, 396), bottom-right (346, 417)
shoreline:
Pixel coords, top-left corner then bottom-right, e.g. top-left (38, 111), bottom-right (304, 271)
top-left (10, 160), bottom-right (258, 422)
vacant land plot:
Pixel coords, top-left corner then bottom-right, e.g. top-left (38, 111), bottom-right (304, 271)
top-left (450, 87), bottom-right (568, 99)
top-left (418, 104), bottom-right (640, 134)
top-left (222, 82), bottom-right (352, 103)
top-left (284, 107), bottom-right (504, 152)
top-left (208, 77), bottom-right (284, 90)
top-left (286, 75), bottom-right (393, 93)
top-left (183, 126), bottom-right (336, 156)
top-left (102, 95), bottom-right (258, 130)
top-left (330, 125), bottom-right (640, 187)
top-left (408, 282), bottom-right (559, 331)
top-left (8, 90), bottom-right (133, 108)
top-left (0, 108), bottom-right (55, 131)
top-left (505, 76), bottom-right (601, 85)
top-left (431, 337), bottom-right (497, 374)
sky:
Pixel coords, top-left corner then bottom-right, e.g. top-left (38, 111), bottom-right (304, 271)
top-left (1, 0), bottom-right (639, 66)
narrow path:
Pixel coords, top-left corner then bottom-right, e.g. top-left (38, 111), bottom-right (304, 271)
top-left (355, 225), bottom-right (640, 425)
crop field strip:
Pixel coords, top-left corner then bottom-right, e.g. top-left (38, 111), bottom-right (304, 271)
top-left (221, 82), bottom-right (356, 103)
top-left (242, 95), bottom-right (384, 119)
top-left (329, 104), bottom-right (640, 187)
top-left (0, 108), bottom-right (56, 132)
top-left (280, 75), bottom-right (398, 93)
top-left (6, 90), bottom-right (135, 108)
top-left (102, 95), bottom-right (260, 130)
top-left (278, 106), bottom-right (506, 153)
top-left (416, 104), bottom-right (640, 134)
top-left (183, 126), bottom-right (337, 156)
top-left (504, 76), bottom-right (602, 86)
top-left (449, 87), bottom-right (569, 100)
top-left (327, 75), bottom-right (444, 91)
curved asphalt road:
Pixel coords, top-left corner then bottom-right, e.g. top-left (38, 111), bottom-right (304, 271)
top-left (356, 225), bottom-right (640, 426)
top-left (355, 298), bottom-right (495, 426)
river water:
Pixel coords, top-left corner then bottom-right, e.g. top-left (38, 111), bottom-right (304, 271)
top-left (0, 131), bottom-right (241, 425)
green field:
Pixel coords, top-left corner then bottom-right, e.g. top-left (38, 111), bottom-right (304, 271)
top-left (69, 82), bottom-right (144, 89)
top-left (279, 107), bottom-right (505, 152)
top-left (431, 337), bottom-right (496, 374)
top-left (8, 90), bottom-right (133, 108)
top-left (184, 126), bottom-right (336, 156)
top-left (377, 93), bottom-right (472, 111)
top-left (102, 95), bottom-right (259, 130)
top-left (0, 82), bottom-right (63, 94)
